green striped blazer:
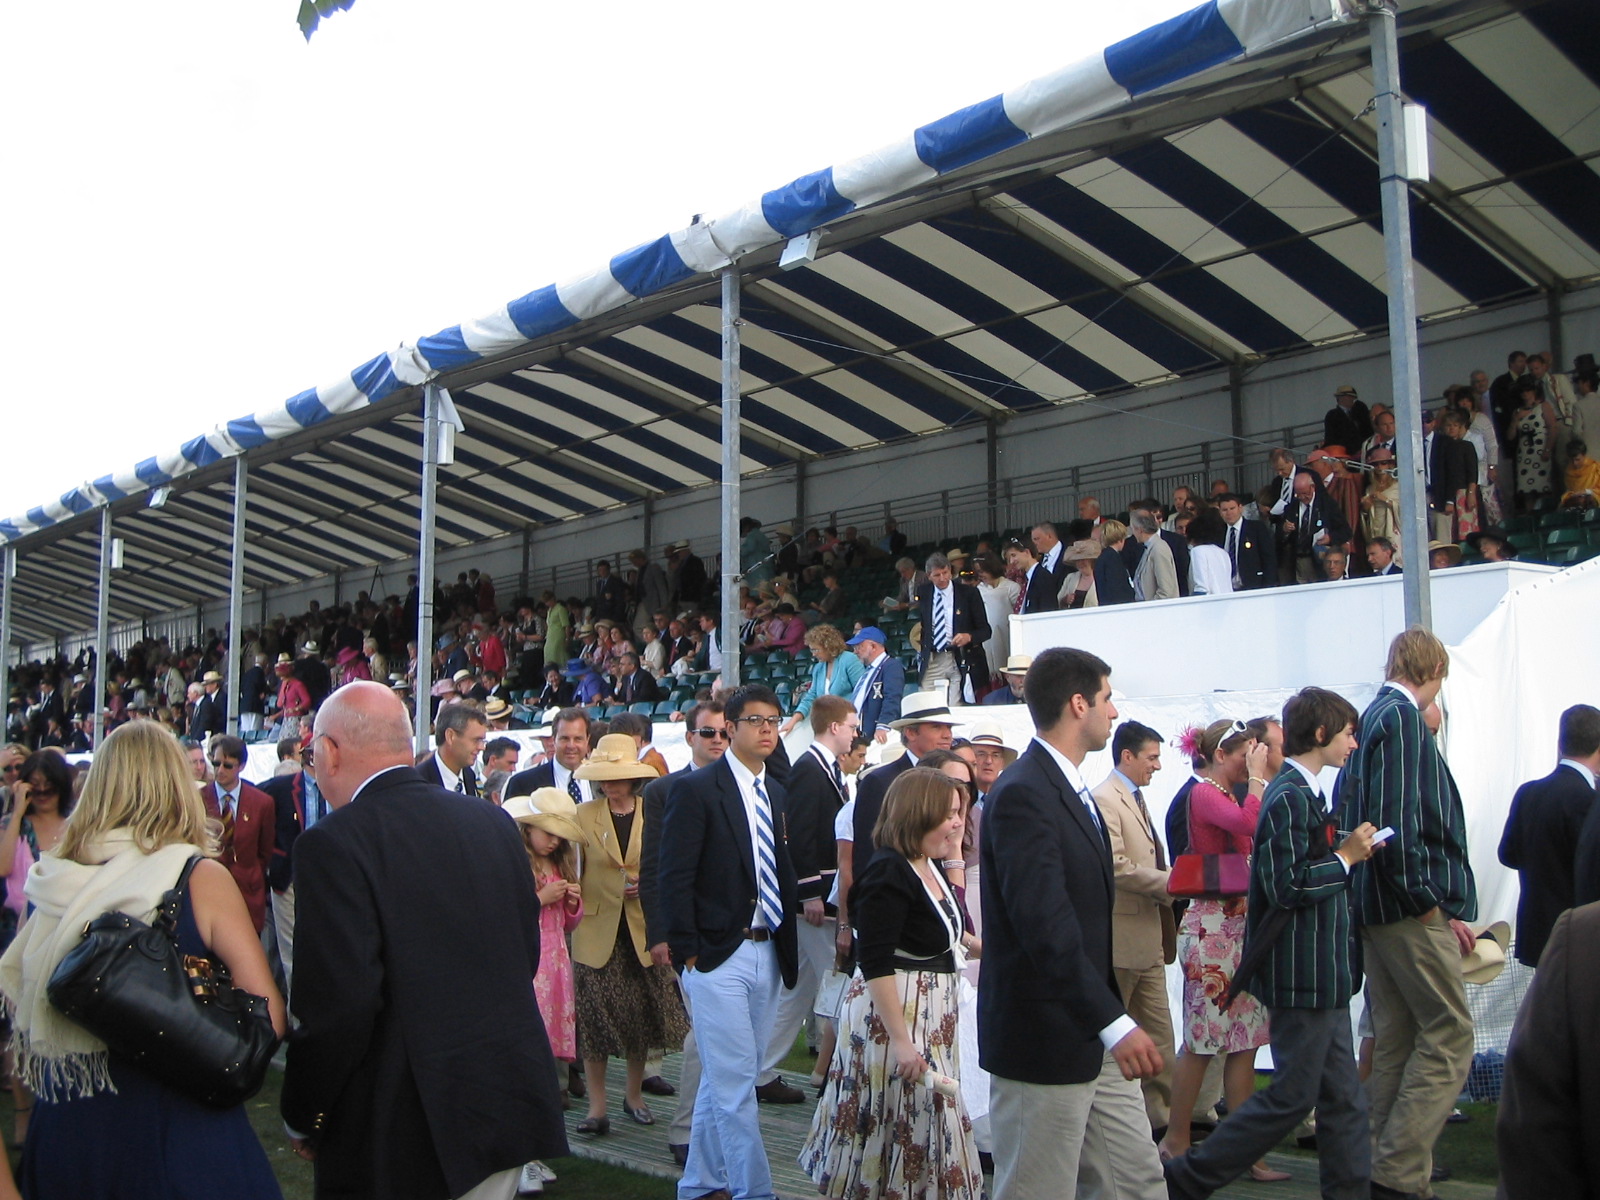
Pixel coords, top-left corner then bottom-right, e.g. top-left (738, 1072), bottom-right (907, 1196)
top-left (1243, 765), bottom-right (1358, 1010)
top-left (1343, 685), bottom-right (1477, 928)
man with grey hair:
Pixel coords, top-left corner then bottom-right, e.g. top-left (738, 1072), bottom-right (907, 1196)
top-left (1129, 512), bottom-right (1178, 602)
top-left (419, 699), bottom-right (486, 797)
top-left (915, 551), bottom-right (991, 706)
top-left (1032, 522), bottom-right (1068, 591)
top-left (283, 682), bottom-right (566, 1197)
top-left (883, 556), bottom-right (925, 614)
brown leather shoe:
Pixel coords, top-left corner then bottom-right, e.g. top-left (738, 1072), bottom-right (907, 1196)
top-left (754, 1078), bottom-right (805, 1104)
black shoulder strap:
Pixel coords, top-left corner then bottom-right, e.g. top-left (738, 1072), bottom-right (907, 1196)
top-left (155, 854), bottom-right (206, 932)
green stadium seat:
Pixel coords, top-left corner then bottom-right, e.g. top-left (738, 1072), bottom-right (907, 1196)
top-left (585, 705), bottom-right (605, 720)
top-left (677, 699), bottom-right (698, 714)
top-left (1545, 545), bottom-right (1581, 565)
top-left (629, 702), bottom-right (655, 716)
top-left (1508, 533), bottom-right (1540, 553)
top-left (653, 701), bottom-right (679, 719)
top-left (1539, 509), bottom-right (1581, 529)
top-left (1546, 527), bottom-right (1585, 549)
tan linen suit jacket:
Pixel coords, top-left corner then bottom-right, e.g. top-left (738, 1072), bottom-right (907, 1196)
top-left (1091, 771), bottom-right (1176, 970)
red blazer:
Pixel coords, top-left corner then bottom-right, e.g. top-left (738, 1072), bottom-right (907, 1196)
top-left (203, 780), bottom-right (276, 932)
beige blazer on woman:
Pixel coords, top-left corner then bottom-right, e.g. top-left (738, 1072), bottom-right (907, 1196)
top-left (572, 796), bottom-right (651, 968)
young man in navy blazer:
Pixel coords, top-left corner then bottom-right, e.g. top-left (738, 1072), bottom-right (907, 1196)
top-left (1518, 705), bottom-right (1600, 941)
top-left (979, 647), bottom-right (1166, 1200)
top-left (658, 684), bottom-right (798, 1200)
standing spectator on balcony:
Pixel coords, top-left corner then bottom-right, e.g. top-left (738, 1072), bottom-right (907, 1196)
top-left (1362, 450), bottom-right (1402, 557)
top-left (1129, 513), bottom-right (1178, 603)
top-left (544, 593), bottom-right (571, 675)
top-left (592, 561), bottom-right (628, 625)
top-left (915, 552), bottom-right (991, 708)
top-left (1453, 387), bottom-right (1502, 525)
top-left (668, 540), bottom-right (709, 609)
top-left (1164, 487), bottom-right (1199, 533)
top-left (1285, 470), bottom-right (1349, 585)
top-left (1033, 522), bottom-right (1069, 592)
top-left (1094, 521), bottom-right (1136, 606)
top-left (629, 549), bottom-right (671, 628)
top-left (1078, 495), bottom-right (1104, 536)
top-left (239, 653), bottom-right (269, 735)
top-left (1362, 406), bottom-right (1397, 463)
top-left (1185, 509), bottom-right (1234, 597)
top-left (192, 671), bottom-right (227, 741)
top-left (1126, 499), bottom-right (1190, 596)
top-left (1491, 350), bottom-right (1529, 443)
top-left (1531, 352), bottom-right (1579, 477)
top-left (1217, 494), bottom-right (1275, 590)
top-left (1057, 540), bottom-right (1102, 610)
top-left (975, 557), bottom-right (1019, 676)
top-left (846, 628), bottom-right (905, 744)
top-left (1006, 540), bottom-right (1058, 615)
top-left (1324, 384), bottom-right (1372, 455)
top-left (1432, 409), bottom-right (1480, 542)
top-left (1264, 448), bottom-right (1299, 581)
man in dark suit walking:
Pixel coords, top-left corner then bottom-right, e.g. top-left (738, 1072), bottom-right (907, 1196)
top-left (979, 647), bottom-right (1166, 1200)
top-left (1343, 628), bottom-right (1477, 1200)
top-left (1502, 705), bottom-right (1600, 964)
top-left (914, 552), bottom-right (991, 707)
top-left (282, 682), bottom-right (565, 1199)
top-left (416, 700), bottom-right (486, 797)
top-left (1496, 901), bottom-right (1600, 1196)
top-left (658, 685), bottom-right (798, 1200)
top-left (1164, 688), bottom-right (1379, 1199)
top-left (844, 627), bottom-right (904, 742)
top-left (505, 708), bottom-right (593, 802)
top-left (1217, 494), bottom-right (1276, 590)
top-left (1008, 541), bottom-right (1059, 614)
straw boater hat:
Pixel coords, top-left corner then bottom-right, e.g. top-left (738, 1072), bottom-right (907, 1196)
top-left (483, 696), bottom-right (513, 723)
top-left (388, 673), bottom-right (412, 692)
top-left (963, 719), bottom-right (1017, 764)
top-left (999, 654), bottom-right (1033, 677)
top-left (1459, 921), bottom-right (1511, 986)
top-left (669, 539), bottom-right (690, 552)
top-left (202, 671), bottom-right (222, 684)
top-left (574, 733), bottom-right (661, 782)
top-left (452, 668), bottom-right (474, 684)
top-left (300, 640), bottom-right (318, 655)
top-left (275, 653), bottom-right (293, 670)
top-left (945, 548), bottom-right (968, 563)
top-left (502, 787), bottom-right (584, 843)
top-left (889, 691), bottom-right (963, 730)
top-left (1427, 540), bottom-right (1463, 566)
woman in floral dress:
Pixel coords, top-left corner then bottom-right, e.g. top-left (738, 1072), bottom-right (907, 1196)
top-left (1513, 377), bottom-right (1559, 512)
top-left (1158, 720), bottom-right (1288, 1183)
top-left (800, 767), bottom-right (984, 1200)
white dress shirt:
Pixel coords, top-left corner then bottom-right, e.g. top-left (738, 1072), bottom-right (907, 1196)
top-left (552, 760), bottom-right (593, 804)
top-left (724, 750), bottom-right (775, 929)
top-left (1031, 736), bottom-right (1137, 1050)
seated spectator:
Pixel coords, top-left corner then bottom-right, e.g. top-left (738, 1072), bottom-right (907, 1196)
top-left (1094, 520), bottom-right (1136, 605)
top-left (1367, 536), bottom-right (1402, 575)
top-left (982, 656), bottom-right (1029, 706)
top-left (1428, 541), bottom-right (1463, 570)
top-left (610, 653), bottom-right (660, 706)
top-left (639, 624), bottom-right (668, 677)
top-left (569, 658), bottom-right (608, 706)
top-left (1465, 527), bottom-right (1516, 563)
top-left (1361, 450), bottom-right (1402, 552)
top-left (756, 604), bottom-right (807, 655)
top-left (536, 663), bottom-right (575, 709)
top-left (1322, 546), bottom-right (1349, 580)
top-left (1185, 508), bottom-right (1233, 597)
top-left (1560, 438), bottom-right (1600, 508)
top-left (806, 572), bottom-right (847, 623)
top-left (882, 558), bottom-right (924, 613)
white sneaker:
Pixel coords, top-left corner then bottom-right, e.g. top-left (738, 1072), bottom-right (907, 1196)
top-left (532, 1161), bottom-right (557, 1183)
top-left (517, 1163), bottom-right (545, 1194)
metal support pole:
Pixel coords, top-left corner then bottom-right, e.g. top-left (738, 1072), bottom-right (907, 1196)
top-left (415, 384), bottom-right (442, 755)
top-left (986, 416), bottom-right (1000, 534)
top-left (642, 496), bottom-right (655, 561)
top-left (227, 456), bottom-right (247, 737)
top-left (93, 507), bottom-right (112, 749)
top-left (0, 549), bottom-right (13, 728)
top-left (1228, 364), bottom-right (1248, 490)
top-left (520, 524), bottom-right (533, 598)
top-left (794, 462), bottom-right (806, 531)
top-left (1547, 288), bottom-right (1565, 375)
top-left (1369, 1), bottom-right (1431, 628)
top-left (719, 269), bottom-right (742, 688)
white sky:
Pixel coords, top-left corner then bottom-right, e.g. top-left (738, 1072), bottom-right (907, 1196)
top-left (0, 0), bottom-right (1195, 521)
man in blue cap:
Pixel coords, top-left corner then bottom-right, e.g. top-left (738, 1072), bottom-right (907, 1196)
top-left (845, 626), bottom-right (904, 743)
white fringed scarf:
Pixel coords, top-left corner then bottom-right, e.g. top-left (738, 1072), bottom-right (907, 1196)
top-left (0, 833), bottom-right (202, 1100)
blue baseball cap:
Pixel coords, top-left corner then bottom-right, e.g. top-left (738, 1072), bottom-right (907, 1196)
top-left (847, 626), bottom-right (887, 646)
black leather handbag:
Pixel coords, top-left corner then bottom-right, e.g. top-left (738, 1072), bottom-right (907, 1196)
top-left (47, 856), bottom-right (279, 1108)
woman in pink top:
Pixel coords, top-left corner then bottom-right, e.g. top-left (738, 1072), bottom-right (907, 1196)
top-left (1159, 719), bottom-right (1288, 1182)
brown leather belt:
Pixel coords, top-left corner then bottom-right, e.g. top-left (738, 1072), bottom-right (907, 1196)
top-left (742, 927), bottom-right (773, 942)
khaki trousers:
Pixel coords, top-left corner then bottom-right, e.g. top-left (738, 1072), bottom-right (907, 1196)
top-left (920, 650), bottom-right (963, 706)
top-left (991, 1053), bottom-right (1167, 1200)
top-left (1362, 913), bottom-right (1475, 1197)
top-left (1115, 964), bottom-right (1175, 1130)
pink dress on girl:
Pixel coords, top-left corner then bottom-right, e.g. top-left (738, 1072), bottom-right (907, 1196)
top-left (533, 873), bottom-right (584, 1061)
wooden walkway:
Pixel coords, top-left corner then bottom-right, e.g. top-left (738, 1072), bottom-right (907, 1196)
top-left (565, 1056), bottom-right (1496, 1199)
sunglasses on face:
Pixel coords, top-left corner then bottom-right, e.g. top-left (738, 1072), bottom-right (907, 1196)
top-left (689, 726), bottom-right (729, 740)
top-left (210, 759), bottom-right (240, 770)
top-left (1, 765), bottom-right (18, 776)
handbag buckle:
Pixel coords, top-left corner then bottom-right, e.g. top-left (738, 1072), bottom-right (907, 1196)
top-left (183, 955), bottom-right (220, 999)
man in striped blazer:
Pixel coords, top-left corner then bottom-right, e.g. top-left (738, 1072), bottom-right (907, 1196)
top-left (1342, 629), bottom-right (1478, 1200)
top-left (1164, 688), bottom-right (1378, 1199)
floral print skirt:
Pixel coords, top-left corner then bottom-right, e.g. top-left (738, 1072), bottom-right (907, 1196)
top-left (1179, 897), bottom-right (1270, 1055)
top-left (799, 969), bottom-right (982, 1200)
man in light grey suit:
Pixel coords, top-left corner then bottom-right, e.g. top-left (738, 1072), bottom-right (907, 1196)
top-left (1130, 512), bottom-right (1178, 602)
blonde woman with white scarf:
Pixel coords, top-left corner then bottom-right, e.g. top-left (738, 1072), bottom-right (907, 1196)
top-left (0, 720), bottom-right (286, 1199)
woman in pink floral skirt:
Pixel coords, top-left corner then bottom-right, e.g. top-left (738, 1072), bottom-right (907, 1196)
top-left (1158, 720), bottom-right (1289, 1183)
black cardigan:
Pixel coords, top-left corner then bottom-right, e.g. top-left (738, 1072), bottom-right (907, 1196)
top-left (854, 847), bottom-right (960, 980)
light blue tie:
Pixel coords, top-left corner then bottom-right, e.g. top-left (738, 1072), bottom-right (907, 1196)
top-left (1077, 785), bottom-right (1105, 835)
top-left (751, 777), bottom-right (785, 930)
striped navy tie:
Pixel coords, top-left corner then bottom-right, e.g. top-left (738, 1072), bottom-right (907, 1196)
top-left (751, 777), bottom-right (785, 930)
top-left (933, 591), bottom-right (949, 652)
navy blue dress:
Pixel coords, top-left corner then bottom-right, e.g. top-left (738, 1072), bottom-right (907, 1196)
top-left (21, 876), bottom-right (282, 1199)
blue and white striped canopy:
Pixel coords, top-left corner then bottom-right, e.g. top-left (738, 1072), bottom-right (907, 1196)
top-left (6, 0), bottom-right (1599, 638)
